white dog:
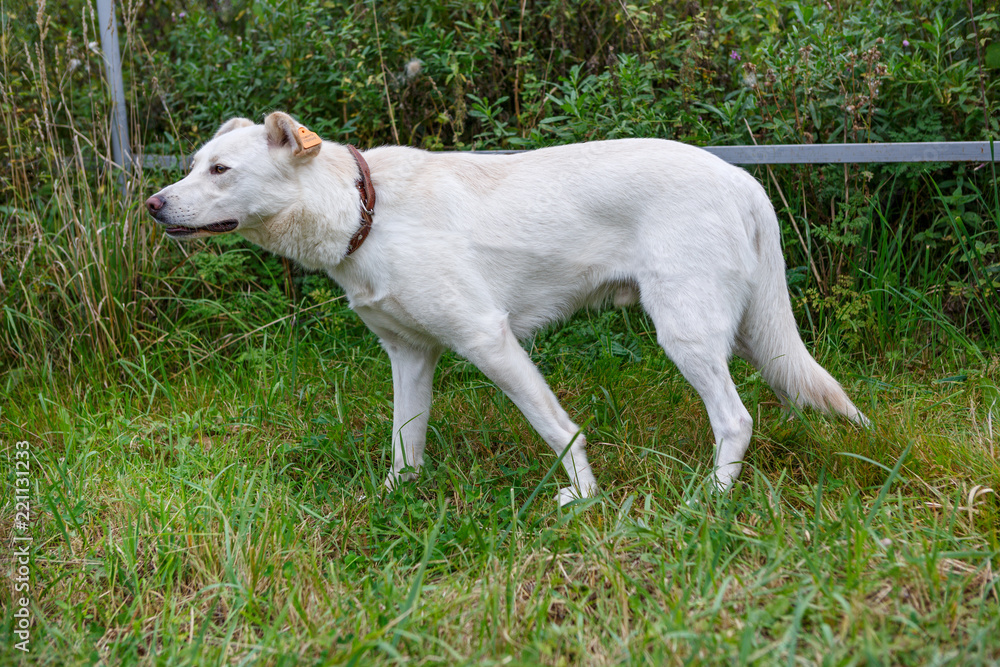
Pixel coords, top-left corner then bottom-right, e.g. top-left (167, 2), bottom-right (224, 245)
top-left (147, 111), bottom-right (866, 505)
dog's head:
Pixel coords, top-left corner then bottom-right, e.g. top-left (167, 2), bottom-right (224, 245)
top-left (146, 112), bottom-right (322, 239)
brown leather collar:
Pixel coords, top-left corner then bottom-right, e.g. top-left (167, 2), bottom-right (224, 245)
top-left (345, 144), bottom-right (375, 256)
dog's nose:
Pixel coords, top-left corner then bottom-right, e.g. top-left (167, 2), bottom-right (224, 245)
top-left (146, 195), bottom-right (165, 216)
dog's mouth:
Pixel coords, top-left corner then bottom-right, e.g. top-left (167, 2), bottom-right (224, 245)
top-left (164, 220), bottom-right (239, 237)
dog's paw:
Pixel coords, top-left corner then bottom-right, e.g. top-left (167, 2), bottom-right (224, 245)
top-left (713, 467), bottom-right (741, 495)
top-left (556, 484), bottom-right (598, 507)
top-left (384, 470), bottom-right (418, 491)
top-left (556, 487), bottom-right (578, 506)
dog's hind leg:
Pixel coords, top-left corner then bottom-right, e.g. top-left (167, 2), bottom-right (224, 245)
top-left (383, 340), bottom-right (443, 490)
top-left (457, 314), bottom-right (598, 506)
top-left (640, 277), bottom-right (753, 492)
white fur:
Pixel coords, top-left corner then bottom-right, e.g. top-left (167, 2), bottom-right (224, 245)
top-left (149, 112), bottom-right (867, 505)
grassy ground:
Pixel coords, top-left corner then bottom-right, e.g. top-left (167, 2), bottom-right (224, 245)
top-left (2, 304), bottom-right (998, 665)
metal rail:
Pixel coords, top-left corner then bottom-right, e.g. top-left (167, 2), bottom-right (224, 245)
top-left (701, 141), bottom-right (997, 164)
top-left (136, 141), bottom-right (997, 172)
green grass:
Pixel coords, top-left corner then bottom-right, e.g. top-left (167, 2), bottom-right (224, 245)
top-left (2, 307), bottom-right (998, 665)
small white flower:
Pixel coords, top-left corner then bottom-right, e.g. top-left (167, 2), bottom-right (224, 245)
top-left (405, 59), bottom-right (423, 80)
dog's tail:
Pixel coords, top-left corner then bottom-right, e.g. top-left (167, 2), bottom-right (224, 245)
top-left (739, 181), bottom-right (868, 425)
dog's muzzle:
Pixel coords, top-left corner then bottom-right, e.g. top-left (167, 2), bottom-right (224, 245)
top-left (146, 194), bottom-right (239, 237)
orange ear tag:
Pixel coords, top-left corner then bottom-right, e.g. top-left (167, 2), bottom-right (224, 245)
top-left (297, 126), bottom-right (322, 150)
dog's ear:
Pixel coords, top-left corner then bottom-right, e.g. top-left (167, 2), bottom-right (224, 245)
top-left (264, 111), bottom-right (322, 158)
top-left (213, 117), bottom-right (254, 139)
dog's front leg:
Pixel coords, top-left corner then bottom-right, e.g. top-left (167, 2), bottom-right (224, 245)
top-left (459, 315), bottom-right (599, 506)
top-left (382, 340), bottom-right (443, 490)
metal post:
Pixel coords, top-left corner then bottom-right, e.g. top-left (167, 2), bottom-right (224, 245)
top-left (96, 0), bottom-right (131, 171)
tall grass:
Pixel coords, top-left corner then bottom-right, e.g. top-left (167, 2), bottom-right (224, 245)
top-left (1, 6), bottom-right (303, 391)
top-left (2, 0), bottom-right (154, 381)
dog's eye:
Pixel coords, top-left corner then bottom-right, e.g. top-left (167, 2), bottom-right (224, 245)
top-left (210, 164), bottom-right (229, 175)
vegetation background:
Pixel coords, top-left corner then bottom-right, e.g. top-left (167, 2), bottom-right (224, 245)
top-left (1, 0), bottom-right (999, 664)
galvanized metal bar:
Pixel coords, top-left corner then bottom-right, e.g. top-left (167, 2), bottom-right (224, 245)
top-left (464, 141), bottom-right (997, 163)
top-left (96, 0), bottom-right (131, 171)
top-left (700, 141), bottom-right (997, 164)
top-left (141, 154), bottom-right (186, 171)
top-left (141, 141), bottom-right (997, 171)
